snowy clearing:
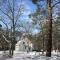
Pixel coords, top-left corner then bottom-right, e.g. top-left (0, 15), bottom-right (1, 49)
top-left (0, 51), bottom-right (60, 60)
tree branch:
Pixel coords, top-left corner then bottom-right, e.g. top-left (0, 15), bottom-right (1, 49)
top-left (0, 19), bottom-right (8, 30)
top-left (52, 1), bottom-right (60, 8)
top-left (0, 31), bottom-right (10, 43)
top-left (14, 5), bottom-right (22, 26)
top-left (7, 0), bottom-right (13, 13)
top-left (0, 9), bottom-right (12, 20)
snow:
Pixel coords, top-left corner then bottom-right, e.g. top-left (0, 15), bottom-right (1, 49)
top-left (0, 51), bottom-right (60, 60)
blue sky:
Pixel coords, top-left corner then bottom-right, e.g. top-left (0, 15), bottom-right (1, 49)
top-left (0, 0), bottom-right (59, 34)
top-left (0, 0), bottom-right (40, 34)
top-left (23, 0), bottom-right (37, 11)
top-left (0, 0), bottom-right (36, 27)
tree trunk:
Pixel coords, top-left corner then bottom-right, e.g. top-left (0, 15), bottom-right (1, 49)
top-left (11, 0), bottom-right (15, 56)
top-left (9, 43), bottom-right (12, 57)
top-left (42, 36), bottom-right (44, 54)
top-left (46, 0), bottom-right (52, 57)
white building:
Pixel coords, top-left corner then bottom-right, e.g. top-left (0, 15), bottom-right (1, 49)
top-left (15, 33), bottom-right (33, 52)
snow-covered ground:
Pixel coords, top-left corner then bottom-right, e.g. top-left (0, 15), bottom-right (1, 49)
top-left (0, 50), bottom-right (60, 60)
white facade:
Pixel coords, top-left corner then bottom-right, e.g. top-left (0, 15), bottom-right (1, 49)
top-left (15, 37), bottom-right (33, 52)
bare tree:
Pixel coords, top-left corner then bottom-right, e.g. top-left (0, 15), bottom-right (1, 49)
top-left (0, 0), bottom-right (25, 56)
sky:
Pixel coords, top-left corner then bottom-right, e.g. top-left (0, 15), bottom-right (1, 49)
top-left (0, 0), bottom-right (60, 34)
top-left (0, 0), bottom-right (39, 34)
top-left (0, 0), bottom-right (36, 27)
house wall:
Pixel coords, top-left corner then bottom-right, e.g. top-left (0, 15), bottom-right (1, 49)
top-left (15, 37), bottom-right (33, 52)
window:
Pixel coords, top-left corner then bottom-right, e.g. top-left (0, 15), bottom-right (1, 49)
top-left (23, 42), bottom-right (25, 44)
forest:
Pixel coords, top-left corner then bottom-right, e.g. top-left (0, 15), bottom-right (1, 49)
top-left (0, 0), bottom-right (60, 58)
